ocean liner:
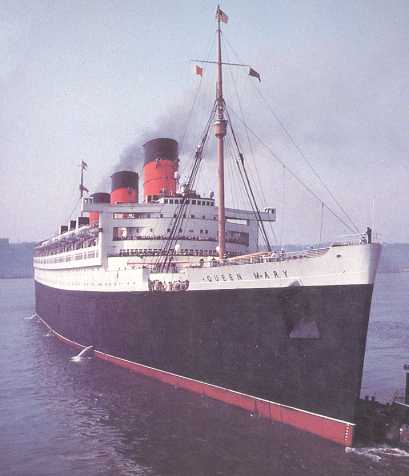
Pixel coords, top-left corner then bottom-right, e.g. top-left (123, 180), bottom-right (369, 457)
top-left (34, 8), bottom-right (381, 446)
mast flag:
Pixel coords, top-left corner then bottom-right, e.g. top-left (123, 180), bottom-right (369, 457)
top-left (81, 160), bottom-right (88, 170)
top-left (216, 6), bottom-right (229, 24)
top-left (249, 67), bottom-right (261, 82)
top-left (194, 64), bottom-right (204, 77)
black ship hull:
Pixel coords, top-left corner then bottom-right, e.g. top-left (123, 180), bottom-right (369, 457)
top-left (35, 280), bottom-right (373, 425)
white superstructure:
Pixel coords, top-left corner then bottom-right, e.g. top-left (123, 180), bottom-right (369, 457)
top-left (34, 195), bottom-right (380, 293)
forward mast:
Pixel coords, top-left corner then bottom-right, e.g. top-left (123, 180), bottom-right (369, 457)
top-left (215, 7), bottom-right (227, 259)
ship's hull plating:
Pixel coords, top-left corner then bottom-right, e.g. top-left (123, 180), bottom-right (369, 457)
top-left (35, 280), bottom-right (373, 424)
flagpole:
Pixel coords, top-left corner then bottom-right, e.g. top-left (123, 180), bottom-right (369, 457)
top-left (215, 10), bottom-right (227, 260)
top-left (79, 161), bottom-right (88, 216)
top-left (80, 163), bottom-right (84, 217)
top-left (80, 165), bottom-right (84, 200)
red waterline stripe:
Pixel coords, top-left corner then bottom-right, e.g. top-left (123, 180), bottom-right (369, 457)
top-left (38, 315), bottom-right (354, 447)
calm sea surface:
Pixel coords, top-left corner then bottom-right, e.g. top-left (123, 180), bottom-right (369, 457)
top-left (1, 274), bottom-right (409, 476)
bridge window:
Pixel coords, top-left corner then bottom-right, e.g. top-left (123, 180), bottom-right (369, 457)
top-left (226, 230), bottom-right (249, 246)
top-left (113, 212), bottom-right (151, 219)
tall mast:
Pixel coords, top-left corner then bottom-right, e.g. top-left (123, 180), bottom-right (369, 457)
top-left (214, 11), bottom-right (227, 259)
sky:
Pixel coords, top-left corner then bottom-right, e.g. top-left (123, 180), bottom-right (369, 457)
top-left (0, 0), bottom-right (407, 244)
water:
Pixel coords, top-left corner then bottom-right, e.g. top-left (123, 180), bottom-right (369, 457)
top-left (1, 275), bottom-right (409, 476)
top-left (361, 272), bottom-right (409, 402)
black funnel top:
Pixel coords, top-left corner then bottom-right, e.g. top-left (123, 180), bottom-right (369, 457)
top-left (143, 138), bottom-right (178, 166)
top-left (111, 171), bottom-right (138, 191)
top-left (91, 192), bottom-right (111, 203)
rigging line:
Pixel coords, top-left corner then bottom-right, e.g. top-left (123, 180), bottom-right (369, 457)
top-left (251, 84), bottom-right (360, 233)
top-left (258, 187), bottom-right (278, 246)
top-left (226, 135), bottom-right (256, 220)
top-left (157, 194), bottom-right (188, 270)
top-left (225, 106), bottom-right (272, 252)
top-left (222, 33), bottom-right (359, 233)
top-left (180, 34), bottom-right (215, 152)
top-left (182, 101), bottom-right (216, 195)
top-left (230, 138), bottom-right (249, 213)
top-left (267, 217), bottom-right (278, 246)
top-left (225, 138), bottom-right (236, 209)
top-left (228, 68), bottom-right (276, 245)
top-left (181, 98), bottom-right (217, 186)
top-left (179, 35), bottom-right (215, 177)
top-left (229, 139), bottom-right (272, 251)
top-left (224, 39), bottom-right (268, 209)
top-left (157, 102), bottom-right (217, 271)
top-left (179, 77), bottom-right (203, 154)
top-left (186, 101), bottom-right (217, 191)
top-left (227, 106), bottom-right (356, 233)
top-left (223, 39), bottom-right (277, 246)
top-left (226, 135), bottom-right (249, 211)
top-left (319, 202), bottom-right (325, 246)
top-left (280, 165), bottom-right (286, 249)
top-left (63, 178), bottom-right (82, 218)
top-left (157, 200), bottom-right (186, 272)
top-left (65, 197), bottom-right (81, 224)
top-left (261, 211), bottom-right (278, 247)
top-left (227, 134), bottom-right (274, 248)
top-left (239, 156), bottom-right (272, 252)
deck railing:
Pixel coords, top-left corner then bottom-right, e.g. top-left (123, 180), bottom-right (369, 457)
top-left (330, 233), bottom-right (369, 247)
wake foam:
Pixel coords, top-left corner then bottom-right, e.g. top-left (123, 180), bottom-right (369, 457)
top-left (24, 313), bottom-right (38, 320)
top-left (70, 345), bottom-right (94, 362)
top-left (346, 446), bottom-right (409, 462)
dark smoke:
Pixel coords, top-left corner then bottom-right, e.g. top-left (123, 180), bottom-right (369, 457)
top-left (116, 105), bottom-right (217, 172)
top-left (95, 91), bottom-right (215, 192)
